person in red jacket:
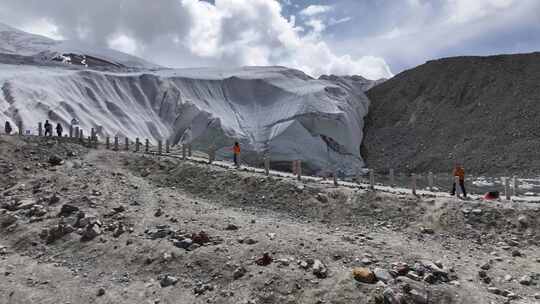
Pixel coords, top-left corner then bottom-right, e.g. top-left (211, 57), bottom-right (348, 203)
top-left (233, 142), bottom-right (241, 167)
top-left (451, 163), bottom-right (467, 198)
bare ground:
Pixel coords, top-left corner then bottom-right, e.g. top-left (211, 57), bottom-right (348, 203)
top-left (1, 136), bottom-right (539, 304)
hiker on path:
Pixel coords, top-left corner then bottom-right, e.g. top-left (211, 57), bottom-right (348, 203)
top-left (451, 163), bottom-right (467, 198)
top-left (56, 123), bottom-right (63, 137)
top-left (44, 120), bottom-right (53, 136)
top-left (232, 142), bottom-right (241, 167)
top-left (4, 121), bottom-right (12, 135)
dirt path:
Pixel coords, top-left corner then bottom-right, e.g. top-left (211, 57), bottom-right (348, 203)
top-left (1, 137), bottom-right (539, 304)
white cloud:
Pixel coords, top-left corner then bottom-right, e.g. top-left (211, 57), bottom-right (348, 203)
top-left (20, 19), bottom-right (64, 40)
top-left (329, 17), bottom-right (352, 26)
top-left (0, 0), bottom-right (392, 79)
top-left (108, 34), bottom-right (138, 55)
top-left (299, 5), bottom-right (333, 17)
top-left (180, 0), bottom-right (391, 79)
top-left (446, 0), bottom-right (515, 23)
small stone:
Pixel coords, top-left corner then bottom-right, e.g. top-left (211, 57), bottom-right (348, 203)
top-left (0, 214), bottom-right (18, 227)
top-left (244, 238), bottom-right (258, 245)
top-left (517, 215), bottom-right (529, 227)
top-left (480, 263), bottom-right (490, 270)
top-left (58, 204), bottom-right (79, 217)
top-left (534, 293), bottom-right (540, 299)
top-left (472, 209), bottom-right (482, 215)
top-left (420, 227), bottom-right (434, 234)
top-left (352, 267), bottom-right (376, 283)
top-left (159, 275), bottom-right (178, 287)
top-left (81, 224), bottom-right (101, 242)
top-left (504, 274), bottom-right (512, 282)
top-left (312, 260), bottom-right (327, 278)
top-left (233, 267), bottom-right (247, 280)
top-left (97, 288), bottom-right (105, 297)
top-left (225, 224), bottom-right (239, 230)
top-left (518, 275), bottom-right (532, 285)
top-left (255, 253), bottom-right (273, 266)
top-left (361, 258), bottom-right (372, 265)
top-left (154, 208), bottom-right (163, 217)
top-left (48, 155), bottom-right (63, 166)
top-left (511, 250), bottom-right (522, 257)
top-left (487, 287), bottom-right (502, 295)
top-left (173, 238), bottom-right (193, 250)
top-left (423, 273), bottom-right (436, 284)
top-left (373, 268), bottom-right (393, 283)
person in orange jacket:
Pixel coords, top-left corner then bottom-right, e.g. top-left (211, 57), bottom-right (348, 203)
top-left (451, 163), bottom-right (467, 198)
top-left (232, 142), bottom-right (241, 167)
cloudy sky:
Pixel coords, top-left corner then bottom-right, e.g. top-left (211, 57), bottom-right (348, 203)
top-left (0, 0), bottom-right (539, 80)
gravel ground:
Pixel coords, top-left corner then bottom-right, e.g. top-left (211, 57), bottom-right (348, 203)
top-left (1, 136), bottom-right (539, 304)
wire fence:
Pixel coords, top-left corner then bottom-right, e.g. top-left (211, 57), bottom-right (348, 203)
top-left (3, 122), bottom-right (540, 201)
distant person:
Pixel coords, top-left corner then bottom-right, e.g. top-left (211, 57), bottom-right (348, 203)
top-left (44, 120), bottom-right (53, 136)
top-left (70, 118), bottom-right (79, 126)
top-left (451, 163), bottom-right (467, 198)
top-left (232, 142), bottom-right (241, 167)
top-left (4, 121), bottom-right (12, 135)
top-left (56, 123), bottom-right (63, 137)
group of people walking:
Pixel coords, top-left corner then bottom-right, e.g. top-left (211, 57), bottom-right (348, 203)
top-left (43, 120), bottom-right (64, 137)
top-left (3, 119), bottom-right (72, 137)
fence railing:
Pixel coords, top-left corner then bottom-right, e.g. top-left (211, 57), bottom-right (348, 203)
top-left (3, 122), bottom-right (536, 201)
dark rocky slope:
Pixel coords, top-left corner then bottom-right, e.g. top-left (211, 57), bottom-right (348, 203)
top-left (363, 52), bottom-right (540, 176)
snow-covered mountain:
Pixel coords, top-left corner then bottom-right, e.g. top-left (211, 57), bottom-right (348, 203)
top-left (0, 22), bottom-right (159, 70)
top-left (0, 24), bottom-right (373, 175)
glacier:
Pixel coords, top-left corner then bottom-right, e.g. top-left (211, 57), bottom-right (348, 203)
top-left (0, 22), bottom-right (372, 176)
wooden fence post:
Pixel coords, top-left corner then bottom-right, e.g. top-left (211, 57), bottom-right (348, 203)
top-left (428, 171), bottom-right (434, 191)
top-left (512, 176), bottom-right (518, 197)
top-left (208, 146), bottom-right (215, 164)
top-left (158, 140), bottom-right (162, 155)
top-left (389, 168), bottom-right (395, 187)
top-left (114, 136), bottom-right (119, 151)
top-left (87, 136), bottom-right (91, 147)
top-left (135, 138), bottom-right (140, 152)
top-left (69, 125), bottom-right (74, 138)
top-left (38, 122), bottom-right (43, 136)
top-left (188, 144), bottom-right (192, 157)
top-left (17, 121), bottom-right (23, 136)
top-left (74, 127), bottom-right (79, 139)
top-left (145, 139), bottom-right (149, 153)
top-left (505, 177), bottom-right (511, 200)
top-left (412, 174), bottom-right (417, 196)
top-left (264, 156), bottom-right (270, 176)
top-left (182, 144), bottom-right (187, 160)
top-left (106, 137), bottom-right (110, 149)
top-left (166, 140), bottom-right (170, 153)
top-left (296, 160), bottom-right (302, 181)
top-left (124, 138), bottom-right (129, 151)
top-left (333, 170), bottom-right (338, 187)
top-left (79, 129), bottom-right (84, 143)
top-left (369, 169), bottom-right (375, 190)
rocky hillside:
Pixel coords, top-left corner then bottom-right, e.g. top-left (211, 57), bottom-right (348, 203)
top-left (363, 52), bottom-right (540, 176)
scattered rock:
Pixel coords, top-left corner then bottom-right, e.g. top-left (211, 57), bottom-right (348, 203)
top-left (374, 268), bottom-right (393, 283)
top-left (0, 214), bottom-right (18, 227)
top-left (518, 275), bottom-right (532, 285)
top-left (154, 208), bottom-right (163, 217)
top-left (81, 224), bottom-right (102, 242)
top-left (517, 215), bottom-right (529, 227)
top-left (48, 155), bottom-right (63, 166)
top-left (97, 288), bottom-right (105, 297)
top-left (312, 260), bottom-right (327, 278)
top-left (191, 231), bottom-right (210, 245)
top-left (352, 267), bottom-right (376, 283)
top-left (233, 266), bottom-right (247, 280)
top-left (420, 227), bottom-right (434, 234)
top-left (173, 238), bottom-right (193, 250)
top-left (41, 222), bottom-right (75, 244)
top-left (225, 224), bottom-right (239, 231)
top-left (255, 253), bottom-right (273, 266)
top-left (58, 204), bottom-right (79, 217)
top-left (159, 275), bottom-right (178, 287)
top-left (511, 250), bottom-right (522, 257)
